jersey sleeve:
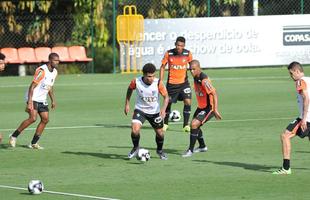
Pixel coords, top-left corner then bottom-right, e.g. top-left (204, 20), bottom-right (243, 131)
top-left (129, 79), bottom-right (136, 89)
top-left (296, 79), bottom-right (307, 93)
top-left (202, 78), bottom-right (216, 94)
top-left (158, 80), bottom-right (168, 96)
top-left (33, 68), bottom-right (45, 84)
top-left (161, 52), bottom-right (169, 65)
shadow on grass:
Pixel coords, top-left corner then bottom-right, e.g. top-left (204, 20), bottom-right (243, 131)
top-left (108, 145), bottom-right (181, 156)
top-left (295, 151), bottom-right (310, 154)
top-left (192, 160), bottom-right (310, 173)
top-left (62, 151), bottom-right (128, 160)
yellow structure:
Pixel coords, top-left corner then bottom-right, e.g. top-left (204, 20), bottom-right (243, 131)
top-left (117, 5), bottom-right (144, 73)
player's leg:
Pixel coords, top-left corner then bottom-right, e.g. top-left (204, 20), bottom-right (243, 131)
top-left (273, 118), bottom-right (302, 174)
top-left (128, 109), bottom-right (145, 159)
top-left (29, 109), bottom-right (49, 149)
top-left (163, 102), bottom-right (172, 131)
top-left (181, 83), bottom-right (192, 132)
top-left (9, 102), bottom-right (38, 147)
top-left (148, 113), bottom-right (167, 160)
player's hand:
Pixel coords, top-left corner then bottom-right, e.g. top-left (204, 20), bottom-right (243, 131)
top-left (26, 101), bottom-right (33, 112)
top-left (51, 101), bottom-right (56, 110)
top-left (124, 104), bottom-right (130, 115)
top-left (214, 110), bottom-right (222, 120)
top-left (301, 119), bottom-right (307, 132)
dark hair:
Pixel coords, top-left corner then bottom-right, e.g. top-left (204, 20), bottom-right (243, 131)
top-left (288, 61), bottom-right (303, 72)
top-left (48, 53), bottom-right (59, 60)
top-left (176, 36), bottom-right (185, 43)
top-left (142, 63), bottom-right (156, 74)
top-left (0, 52), bottom-right (6, 60)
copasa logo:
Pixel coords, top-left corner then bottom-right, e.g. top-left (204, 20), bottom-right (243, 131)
top-left (283, 26), bottom-right (310, 46)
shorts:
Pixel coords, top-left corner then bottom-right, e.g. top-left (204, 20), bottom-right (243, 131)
top-left (286, 118), bottom-right (310, 138)
top-left (33, 101), bottom-right (49, 113)
top-left (132, 109), bottom-right (163, 129)
top-left (193, 107), bottom-right (214, 125)
top-left (166, 82), bottom-right (191, 103)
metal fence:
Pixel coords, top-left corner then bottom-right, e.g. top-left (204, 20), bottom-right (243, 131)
top-left (117, 0), bottom-right (310, 18)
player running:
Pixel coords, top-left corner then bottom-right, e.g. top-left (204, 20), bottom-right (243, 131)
top-left (273, 62), bottom-right (310, 175)
top-left (124, 63), bottom-right (169, 160)
top-left (160, 36), bottom-right (193, 132)
top-left (182, 60), bottom-right (222, 157)
top-left (9, 53), bottom-right (59, 149)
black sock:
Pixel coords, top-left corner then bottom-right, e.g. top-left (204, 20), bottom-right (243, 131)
top-left (31, 134), bottom-right (41, 144)
top-left (12, 130), bottom-right (21, 138)
top-left (197, 128), bottom-right (206, 148)
top-left (164, 103), bottom-right (172, 124)
top-left (283, 159), bottom-right (290, 170)
top-left (183, 105), bottom-right (191, 127)
top-left (131, 133), bottom-right (140, 148)
top-left (156, 135), bottom-right (164, 151)
top-left (189, 128), bottom-right (199, 152)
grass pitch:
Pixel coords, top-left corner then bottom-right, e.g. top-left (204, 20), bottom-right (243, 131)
top-left (1, 67), bottom-right (310, 200)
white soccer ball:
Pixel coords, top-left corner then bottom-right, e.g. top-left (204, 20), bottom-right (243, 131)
top-left (169, 110), bottom-right (181, 122)
top-left (28, 180), bottom-right (44, 195)
top-left (136, 148), bottom-right (151, 162)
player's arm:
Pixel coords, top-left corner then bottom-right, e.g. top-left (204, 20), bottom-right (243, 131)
top-left (159, 52), bottom-right (168, 81)
top-left (159, 81), bottom-right (169, 118)
top-left (27, 82), bottom-right (38, 111)
top-left (203, 79), bottom-right (222, 120)
top-left (300, 88), bottom-right (309, 131)
top-left (27, 68), bottom-right (44, 111)
top-left (48, 87), bottom-right (56, 110)
top-left (124, 79), bottom-right (136, 115)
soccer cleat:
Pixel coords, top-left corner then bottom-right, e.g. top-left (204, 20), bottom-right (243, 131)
top-left (182, 149), bottom-right (193, 158)
top-left (28, 143), bottom-right (44, 150)
top-left (193, 146), bottom-right (208, 153)
top-left (9, 135), bottom-right (17, 147)
top-left (163, 124), bottom-right (169, 132)
top-left (182, 125), bottom-right (190, 133)
top-left (127, 147), bottom-right (139, 159)
top-left (156, 150), bottom-right (168, 160)
top-left (272, 168), bottom-right (292, 175)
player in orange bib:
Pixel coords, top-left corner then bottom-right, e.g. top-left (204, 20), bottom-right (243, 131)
top-left (182, 60), bottom-right (222, 157)
top-left (9, 53), bottom-right (59, 149)
top-left (273, 62), bottom-right (310, 175)
top-left (160, 36), bottom-right (193, 132)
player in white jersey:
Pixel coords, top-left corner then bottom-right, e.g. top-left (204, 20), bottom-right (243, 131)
top-left (124, 63), bottom-right (169, 160)
top-left (273, 62), bottom-right (310, 175)
top-left (9, 53), bottom-right (59, 149)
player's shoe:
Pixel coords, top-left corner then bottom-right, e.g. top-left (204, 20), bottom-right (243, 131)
top-left (163, 124), bottom-right (169, 132)
top-left (182, 125), bottom-right (190, 133)
top-left (127, 147), bottom-right (139, 159)
top-left (182, 149), bottom-right (193, 158)
top-left (9, 135), bottom-right (17, 147)
top-left (272, 168), bottom-right (292, 175)
top-left (193, 146), bottom-right (208, 153)
top-left (156, 150), bottom-right (168, 160)
top-left (28, 143), bottom-right (44, 150)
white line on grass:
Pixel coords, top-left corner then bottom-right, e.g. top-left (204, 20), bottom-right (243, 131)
top-left (0, 185), bottom-right (120, 200)
top-left (0, 76), bottom-right (289, 88)
top-left (0, 117), bottom-right (292, 132)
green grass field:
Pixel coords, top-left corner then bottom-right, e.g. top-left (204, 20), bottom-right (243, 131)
top-left (1, 67), bottom-right (310, 200)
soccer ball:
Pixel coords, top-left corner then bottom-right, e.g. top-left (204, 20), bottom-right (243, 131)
top-left (136, 148), bottom-right (151, 162)
top-left (169, 110), bottom-right (181, 122)
top-left (28, 180), bottom-right (44, 195)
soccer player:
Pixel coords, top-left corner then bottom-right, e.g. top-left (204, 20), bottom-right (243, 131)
top-left (9, 53), bottom-right (59, 149)
top-left (0, 52), bottom-right (6, 72)
top-left (272, 61), bottom-right (310, 175)
top-left (160, 36), bottom-right (192, 132)
top-left (182, 60), bottom-right (222, 157)
top-left (124, 63), bottom-right (169, 160)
